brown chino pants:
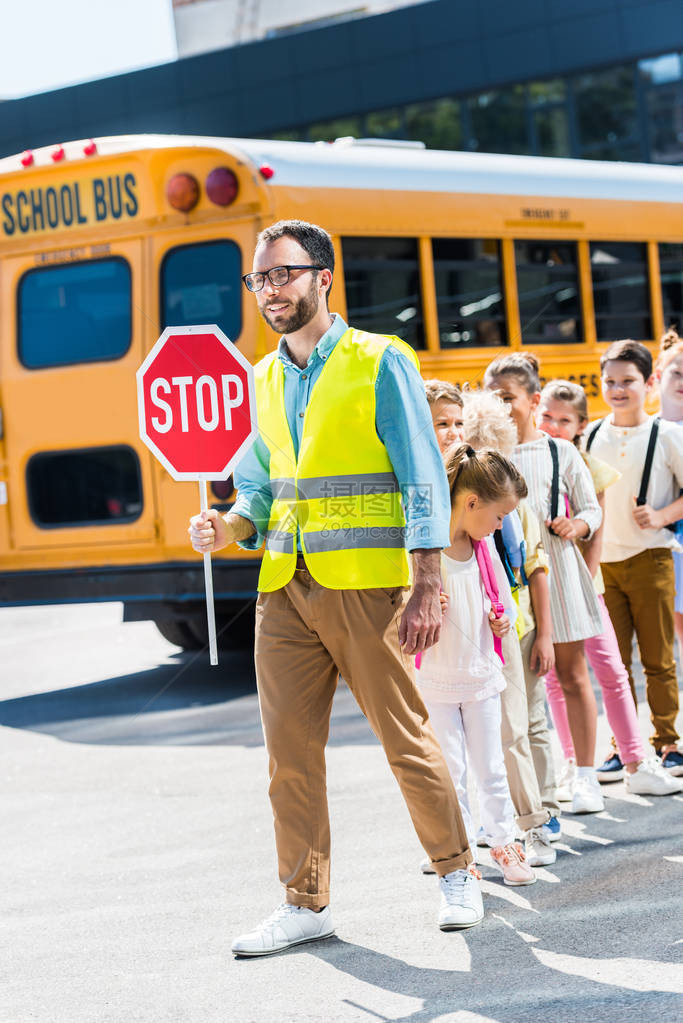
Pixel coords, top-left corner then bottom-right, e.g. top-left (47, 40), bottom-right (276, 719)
top-left (254, 565), bottom-right (472, 909)
top-left (602, 547), bottom-right (680, 749)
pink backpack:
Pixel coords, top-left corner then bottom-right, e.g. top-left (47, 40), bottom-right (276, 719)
top-left (415, 540), bottom-right (505, 669)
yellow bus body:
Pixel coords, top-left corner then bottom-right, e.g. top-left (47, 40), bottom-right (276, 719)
top-left (0, 136), bottom-right (680, 642)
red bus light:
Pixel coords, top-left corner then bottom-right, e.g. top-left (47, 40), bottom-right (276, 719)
top-left (210, 477), bottom-right (234, 501)
top-left (206, 167), bottom-right (239, 206)
top-left (166, 173), bottom-right (200, 212)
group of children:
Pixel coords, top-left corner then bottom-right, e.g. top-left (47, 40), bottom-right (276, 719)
top-left (417, 331), bottom-right (683, 901)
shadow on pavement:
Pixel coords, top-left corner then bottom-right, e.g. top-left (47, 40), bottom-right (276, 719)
top-left (0, 652), bottom-right (376, 749)
top-left (303, 929), bottom-right (681, 1022)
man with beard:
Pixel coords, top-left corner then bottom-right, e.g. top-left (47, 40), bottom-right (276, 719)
top-left (189, 220), bottom-right (480, 956)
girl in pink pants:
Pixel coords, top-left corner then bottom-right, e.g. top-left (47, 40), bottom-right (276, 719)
top-left (544, 594), bottom-right (644, 792)
top-left (538, 380), bottom-right (678, 798)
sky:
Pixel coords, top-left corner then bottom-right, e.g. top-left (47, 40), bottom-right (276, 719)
top-left (0, 0), bottom-right (177, 99)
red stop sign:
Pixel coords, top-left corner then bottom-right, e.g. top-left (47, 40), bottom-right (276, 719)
top-left (136, 324), bottom-right (257, 480)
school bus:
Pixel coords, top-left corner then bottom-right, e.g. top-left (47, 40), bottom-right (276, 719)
top-left (1, 135), bottom-right (681, 649)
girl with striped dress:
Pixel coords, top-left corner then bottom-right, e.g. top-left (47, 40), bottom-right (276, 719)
top-left (484, 353), bottom-right (605, 814)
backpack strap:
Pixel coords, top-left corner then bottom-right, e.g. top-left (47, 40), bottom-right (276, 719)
top-left (472, 538), bottom-right (505, 665)
top-left (585, 418), bottom-right (603, 453)
top-left (493, 528), bottom-right (517, 590)
top-left (547, 436), bottom-right (561, 526)
top-left (637, 417), bottom-right (660, 507)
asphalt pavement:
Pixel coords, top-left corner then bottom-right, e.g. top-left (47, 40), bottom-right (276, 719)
top-left (1, 602), bottom-right (681, 1023)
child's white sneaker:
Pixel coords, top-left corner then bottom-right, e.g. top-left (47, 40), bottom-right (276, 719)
top-left (556, 758), bottom-right (576, 802)
top-left (625, 758), bottom-right (683, 795)
top-left (524, 826), bottom-right (557, 866)
top-left (438, 868), bottom-right (484, 930)
top-left (572, 773), bottom-right (604, 814)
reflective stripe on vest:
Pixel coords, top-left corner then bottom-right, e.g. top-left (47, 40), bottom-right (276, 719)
top-left (254, 327), bottom-right (420, 592)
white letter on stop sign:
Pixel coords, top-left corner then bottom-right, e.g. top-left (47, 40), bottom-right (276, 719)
top-left (222, 374), bottom-right (243, 429)
top-left (196, 375), bottom-right (220, 431)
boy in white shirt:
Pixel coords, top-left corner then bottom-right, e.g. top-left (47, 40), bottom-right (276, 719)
top-left (587, 339), bottom-right (683, 772)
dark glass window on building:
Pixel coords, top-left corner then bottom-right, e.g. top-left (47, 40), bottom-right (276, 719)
top-left (365, 108), bottom-right (404, 139)
top-left (19, 258), bottom-right (131, 369)
top-left (660, 243), bottom-right (683, 331)
top-left (638, 52), bottom-right (683, 86)
top-left (161, 240), bottom-right (241, 341)
top-left (404, 98), bottom-right (462, 150)
top-left (433, 239), bottom-right (507, 348)
top-left (574, 65), bottom-right (639, 159)
top-left (527, 79), bottom-right (566, 104)
top-left (646, 83), bottom-right (683, 164)
top-left (308, 116), bottom-right (363, 141)
top-left (342, 237), bottom-right (424, 349)
top-left (515, 241), bottom-right (582, 344)
top-left (533, 107), bottom-right (571, 158)
top-left (27, 446), bottom-right (142, 528)
top-left (468, 87), bottom-right (528, 155)
top-left (590, 242), bottom-right (652, 341)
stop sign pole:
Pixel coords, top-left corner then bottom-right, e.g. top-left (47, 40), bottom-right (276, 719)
top-left (136, 324), bottom-right (258, 665)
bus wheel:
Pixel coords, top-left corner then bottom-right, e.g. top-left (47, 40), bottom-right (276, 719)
top-left (154, 617), bottom-right (203, 650)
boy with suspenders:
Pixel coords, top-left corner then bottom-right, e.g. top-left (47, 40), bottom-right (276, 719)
top-left (588, 340), bottom-right (683, 773)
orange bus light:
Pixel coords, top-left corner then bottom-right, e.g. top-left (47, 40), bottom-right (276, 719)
top-left (206, 167), bottom-right (239, 206)
top-left (166, 172), bottom-right (200, 212)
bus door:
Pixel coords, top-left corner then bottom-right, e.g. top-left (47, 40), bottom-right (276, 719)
top-left (0, 259), bottom-right (11, 558)
top-left (150, 225), bottom-right (255, 550)
top-left (2, 239), bottom-right (159, 552)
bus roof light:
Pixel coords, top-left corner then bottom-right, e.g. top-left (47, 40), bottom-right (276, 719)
top-left (206, 167), bottom-right (239, 206)
top-left (259, 163), bottom-right (275, 181)
top-left (21, 150), bottom-right (34, 167)
top-left (51, 145), bottom-right (65, 162)
top-left (83, 140), bottom-right (97, 157)
top-left (166, 173), bottom-right (200, 213)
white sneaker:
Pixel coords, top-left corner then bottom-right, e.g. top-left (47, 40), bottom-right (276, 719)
top-left (524, 827), bottom-right (557, 866)
top-left (438, 869), bottom-right (484, 930)
top-left (625, 758), bottom-right (683, 796)
top-left (556, 759), bottom-right (576, 802)
top-left (571, 773), bottom-right (604, 814)
top-left (231, 903), bottom-right (335, 957)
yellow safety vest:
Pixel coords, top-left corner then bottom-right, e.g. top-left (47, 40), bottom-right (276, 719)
top-left (254, 327), bottom-right (420, 592)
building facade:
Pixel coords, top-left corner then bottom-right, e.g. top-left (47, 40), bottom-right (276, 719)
top-left (172, 0), bottom-right (427, 55)
top-left (1, 0), bottom-right (682, 165)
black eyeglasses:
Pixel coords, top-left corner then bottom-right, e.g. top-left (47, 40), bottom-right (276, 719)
top-left (242, 264), bottom-right (325, 293)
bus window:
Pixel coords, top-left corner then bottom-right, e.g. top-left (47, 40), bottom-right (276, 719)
top-left (590, 241), bottom-right (652, 341)
top-left (341, 237), bottom-right (425, 349)
top-left (515, 241), bottom-right (582, 344)
top-left (432, 238), bottom-right (507, 348)
top-left (160, 240), bottom-right (242, 341)
top-left (659, 242), bottom-right (683, 332)
top-left (27, 446), bottom-right (143, 528)
top-left (19, 258), bottom-right (131, 369)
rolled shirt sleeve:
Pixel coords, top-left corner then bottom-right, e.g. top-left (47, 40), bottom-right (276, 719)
top-left (232, 434), bottom-right (272, 551)
top-left (374, 346), bottom-right (451, 551)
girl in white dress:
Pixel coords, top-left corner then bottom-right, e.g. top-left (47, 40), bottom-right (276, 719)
top-left (417, 444), bottom-right (536, 886)
top-left (484, 353), bottom-right (605, 814)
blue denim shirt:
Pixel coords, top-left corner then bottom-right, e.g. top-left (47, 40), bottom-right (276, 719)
top-left (233, 315), bottom-right (451, 552)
